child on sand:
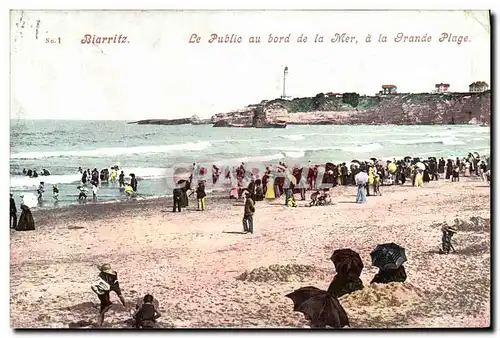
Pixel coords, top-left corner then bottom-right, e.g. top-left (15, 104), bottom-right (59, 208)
top-left (91, 264), bottom-right (126, 327)
top-left (132, 294), bottom-right (162, 329)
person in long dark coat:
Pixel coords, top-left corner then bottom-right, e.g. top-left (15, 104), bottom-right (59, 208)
top-left (10, 194), bottom-right (17, 229)
top-left (438, 158), bottom-right (445, 174)
top-left (370, 265), bottom-right (407, 284)
top-left (445, 159), bottom-right (453, 180)
top-left (423, 168), bottom-right (431, 183)
top-left (16, 204), bottom-right (35, 231)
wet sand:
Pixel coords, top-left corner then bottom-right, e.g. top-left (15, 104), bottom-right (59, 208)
top-left (10, 178), bottom-right (491, 328)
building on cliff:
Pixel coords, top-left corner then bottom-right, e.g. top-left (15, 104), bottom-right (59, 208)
top-left (434, 83), bottom-right (450, 93)
top-left (469, 81), bottom-right (489, 92)
top-left (380, 84), bottom-right (398, 95)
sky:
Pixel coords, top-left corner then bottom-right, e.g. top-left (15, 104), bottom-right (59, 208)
top-left (10, 10), bottom-right (491, 120)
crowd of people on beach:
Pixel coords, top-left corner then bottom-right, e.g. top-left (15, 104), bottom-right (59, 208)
top-left (10, 151), bottom-right (490, 328)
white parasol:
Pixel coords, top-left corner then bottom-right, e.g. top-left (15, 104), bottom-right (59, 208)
top-left (416, 162), bottom-right (426, 170)
top-left (355, 171), bottom-right (369, 185)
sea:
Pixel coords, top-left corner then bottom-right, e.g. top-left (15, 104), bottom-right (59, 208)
top-left (10, 120), bottom-right (490, 210)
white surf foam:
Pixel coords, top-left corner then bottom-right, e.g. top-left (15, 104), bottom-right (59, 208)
top-left (279, 134), bottom-right (306, 141)
top-left (341, 142), bottom-right (383, 153)
top-left (11, 141), bottom-right (212, 159)
top-left (284, 151), bottom-right (306, 158)
top-left (10, 167), bottom-right (169, 188)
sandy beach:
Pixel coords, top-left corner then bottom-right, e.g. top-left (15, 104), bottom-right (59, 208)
top-left (10, 178), bottom-right (490, 329)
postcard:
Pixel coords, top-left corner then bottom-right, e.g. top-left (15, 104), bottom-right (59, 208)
top-left (10, 10), bottom-right (491, 329)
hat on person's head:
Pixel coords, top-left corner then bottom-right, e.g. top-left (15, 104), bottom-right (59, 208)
top-left (10, 193), bottom-right (13, 197)
top-left (98, 263), bottom-right (116, 275)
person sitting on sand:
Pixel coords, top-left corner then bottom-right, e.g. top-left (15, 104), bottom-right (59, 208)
top-left (327, 272), bottom-right (364, 298)
top-left (91, 264), bottom-right (126, 327)
top-left (318, 190), bottom-right (331, 206)
top-left (132, 294), bottom-right (162, 329)
top-left (309, 190), bottom-right (320, 207)
top-left (370, 265), bottom-right (407, 285)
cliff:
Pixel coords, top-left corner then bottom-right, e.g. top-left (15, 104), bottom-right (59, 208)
top-left (129, 115), bottom-right (211, 125)
top-left (211, 91), bottom-right (491, 127)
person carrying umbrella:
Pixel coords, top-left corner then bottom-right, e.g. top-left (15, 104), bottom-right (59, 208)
top-left (354, 167), bottom-right (368, 204)
top-left (370, 243), bottom-right (407, 284)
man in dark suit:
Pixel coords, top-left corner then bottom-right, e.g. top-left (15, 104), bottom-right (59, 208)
top-left (10, 194), bottom-right (17, 229)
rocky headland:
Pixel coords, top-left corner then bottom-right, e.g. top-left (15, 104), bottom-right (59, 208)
top-left (130, 91), bottom-right (491, 128)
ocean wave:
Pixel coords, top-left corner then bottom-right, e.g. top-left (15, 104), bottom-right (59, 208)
top-left (283, 151), bottom-right (306, 158)
top-left (441, 138), bottom-right (466, 146)
top-left (390, 138), bottom-right (466, 146)
top-left (278, 134), bottom-right (306, 141)
top-left (216, 153), bottom-right (285, 165)
top-left (10, 141), bottom-right (212, 159)
top-left (340, 142), bottom-right (383, 153)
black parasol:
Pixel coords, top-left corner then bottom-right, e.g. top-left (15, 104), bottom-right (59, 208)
top-left (370, 243), bottom-right (407, 271)
top-left (330, 248), bottom-right (364, 277)
top-left (404, 156), bottom-right (412, 162)
top-left (285, 286), bottom-right (324, 311)
top-left (295, 292), bottom-right (350, 328)
top-left (370, 157), bottom-right (377, 162)
top-left (351, 160), bottom-right (360, 164)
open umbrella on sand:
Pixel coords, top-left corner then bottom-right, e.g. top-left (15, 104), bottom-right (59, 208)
top-left (370, 243), bottom-right (407, 271)
top-left (330, 248), bottom-right (364, 277)
top-left (416, 162), bottom-right (426, 170)
top-left (294, 292), bottom-right (350, 328)
top-left (285, 286), bottom-right (324, 311)
top-left (351, 160), bottom-right (360, 164)
top-left (370, 157), bottom-right (377, 162)
top-left (404, 156), bottom-right (412, 162)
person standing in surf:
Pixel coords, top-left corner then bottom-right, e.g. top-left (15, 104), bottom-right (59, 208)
top-left (52, 184), bottom-right (59, 201)
top-left (119, 171), bottom-right (125, 188)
